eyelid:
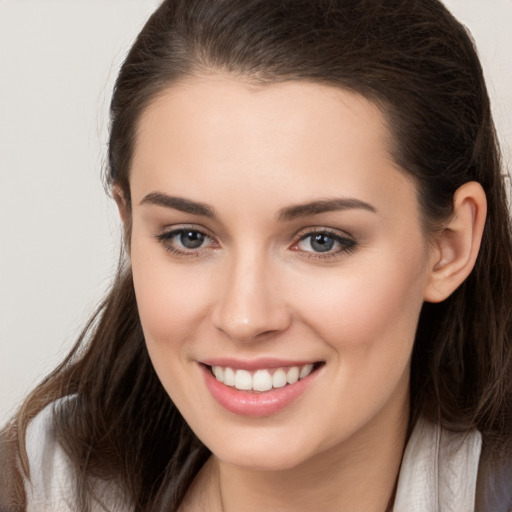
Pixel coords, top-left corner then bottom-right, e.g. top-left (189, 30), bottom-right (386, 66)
top-left (157, 223), bottom-right (216, 239)
top-left (155, 224), bottom-right (219, 256)
top-left (290, 226), bottom-right (358, 258)
top-left (293, 225), bottom-right (354, 241)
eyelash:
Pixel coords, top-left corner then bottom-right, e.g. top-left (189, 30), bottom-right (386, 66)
top-left (156, 227), bottom-right (217, 258)
top-left (155, 226), bottom-right (358, 260)
top-left (292, 229), bottom-right (357, 259)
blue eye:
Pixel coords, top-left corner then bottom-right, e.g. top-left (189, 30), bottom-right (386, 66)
top-left (157, 228), bottom-right (213, 254)
top-left (296, 231), bottom-right (356, 255)
top-left (307, 233), bottom-right (335, 252)
top-left (178, 230), bottom-right (206, 249)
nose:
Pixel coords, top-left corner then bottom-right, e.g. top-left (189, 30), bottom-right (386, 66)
top-left (211, 250), bottom-right (291, 342)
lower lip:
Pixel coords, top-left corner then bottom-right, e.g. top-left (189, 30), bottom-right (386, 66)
top-left (201, 364), bottom-right (319, 417)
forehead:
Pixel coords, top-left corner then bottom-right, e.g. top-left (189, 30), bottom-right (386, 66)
top-left (134, 76), bottom-right (390, 165)
top-left (130, 76), bottom-right (415, 216)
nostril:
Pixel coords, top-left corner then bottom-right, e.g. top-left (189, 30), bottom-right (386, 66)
top-left (213, 316), bottom-right (291, 343)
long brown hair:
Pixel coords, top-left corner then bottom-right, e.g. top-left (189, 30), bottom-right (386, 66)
top-left (2, 1), bottom-right (511, 510)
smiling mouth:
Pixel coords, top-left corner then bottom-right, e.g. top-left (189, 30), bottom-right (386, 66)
top-left (207, 363), bottom-right (323, 392)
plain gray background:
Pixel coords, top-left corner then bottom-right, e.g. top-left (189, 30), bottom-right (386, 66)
top-left (1, 0), bottom-right (511, 426)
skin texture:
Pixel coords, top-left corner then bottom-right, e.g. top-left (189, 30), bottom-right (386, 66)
top-left (117, 76), bottom-right (486, 511)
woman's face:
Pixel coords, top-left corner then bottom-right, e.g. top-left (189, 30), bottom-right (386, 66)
top-left (127, 77), bottom-right (436, 470)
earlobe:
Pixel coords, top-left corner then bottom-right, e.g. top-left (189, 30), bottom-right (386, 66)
top-left (424, 181), bottom-right (487, 303)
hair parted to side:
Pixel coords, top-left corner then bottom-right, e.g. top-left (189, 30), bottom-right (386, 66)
top-left (1, 1), bottom-right (511, 511)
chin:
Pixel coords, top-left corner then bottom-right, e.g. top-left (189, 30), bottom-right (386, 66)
top-left (219, 448), bottom-right (310, 472)
top-left (202, 427), bottom-right (321, 472)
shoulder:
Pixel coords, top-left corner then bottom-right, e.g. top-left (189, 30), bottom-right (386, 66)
top-left (21, 398), bottom-right (130, 512)
top-left (0, 399), bottom-right (76, 512)
top-left (395, 417), bottom-right (512, 512)
top-left (394, 416), bottom-right (482, 511)
top-left (475, 435), bottom-right (512, 512)
top-left (22, 398), bottom-right (81, 511)
top-left (0, 421), bottom-right (26, 512)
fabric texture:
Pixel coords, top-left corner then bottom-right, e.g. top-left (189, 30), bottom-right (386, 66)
top-left (23, 400), bottom-right (485, 511)
top-left (393, 415), bottom-right (482, 511)
top-left (23, 401), bottom-right (128, 512)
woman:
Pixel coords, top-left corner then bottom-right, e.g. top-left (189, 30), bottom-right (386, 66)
top-left (1, 0), bottom-right (511, 510)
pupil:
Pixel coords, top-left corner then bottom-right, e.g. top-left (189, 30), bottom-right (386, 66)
top-left (180, 231), bottom-right (204, 249)
top-left (311, 234), bottom-right (334, 253)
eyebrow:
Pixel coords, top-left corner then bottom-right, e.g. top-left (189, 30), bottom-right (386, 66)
top-left (140, 192), bottom-right (217, 218)
top-left (140, 192), bottom-right (377, 221)
top-left (277, 198), bottom-right (377, 222)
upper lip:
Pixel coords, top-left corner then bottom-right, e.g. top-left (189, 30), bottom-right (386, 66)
top-left (200, 357), bottom-right (322, 371)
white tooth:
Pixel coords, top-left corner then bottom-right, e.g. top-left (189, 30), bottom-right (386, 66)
top-left (299, 364), bottom-right (314, 379)
top-left (224, 367), bottom-right (235, 386)
top-left (253, 370), bottom-right (273, 391)
top-left (272, 368), bottom-right (287, 388)
top-left (234, 369), bottom-right (252, 390)
top-left (212, 366), bottom-right (224, 383)
top-left (286, 366), bottom-right (299, 384)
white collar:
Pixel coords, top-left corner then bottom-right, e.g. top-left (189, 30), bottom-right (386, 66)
top-left (393, 416), bottom-right (482, 512)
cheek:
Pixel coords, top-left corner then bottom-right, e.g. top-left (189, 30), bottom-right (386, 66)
top-left (129, 241), bottom-right (216, 411)
top-left (130, 239), bottom-right (213, 349)
top-left (289, 249), bottom-right (428, 356)
top-left (286, 251), bottom-right (427, 439)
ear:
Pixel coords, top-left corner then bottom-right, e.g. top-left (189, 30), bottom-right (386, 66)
top-left (424, 181), bottom-right (487, 303)
top-left (112, 184), bottom-right (130, 225)
top-left (112, 184), bottom-right (132, 253)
